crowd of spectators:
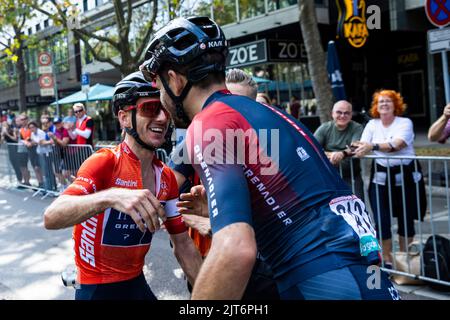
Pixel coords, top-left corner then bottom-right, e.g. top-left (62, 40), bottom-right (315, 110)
top-left (0, 103), bottom-right (94, 192)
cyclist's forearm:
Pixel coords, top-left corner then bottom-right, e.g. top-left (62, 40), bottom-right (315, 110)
top-left (170, 232), bottom-right (203, 286)
top-left (44, 192), bottom-right (112, 229)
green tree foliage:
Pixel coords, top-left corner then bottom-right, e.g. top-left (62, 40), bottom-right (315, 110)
top-left (195, 0), bottom-right (236, 25)
top-left (0, 0), bottom-right (36, 112)
top-left (31, 0), bottom-right (160, 76)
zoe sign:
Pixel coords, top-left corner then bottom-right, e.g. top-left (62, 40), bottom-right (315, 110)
top-left (268, 40), bottom-right (307, 62)
top-left (226, 39), bottom-right (267, 68)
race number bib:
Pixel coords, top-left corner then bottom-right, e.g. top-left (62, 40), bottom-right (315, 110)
top-left (329, 195), bottom-right (380, 257)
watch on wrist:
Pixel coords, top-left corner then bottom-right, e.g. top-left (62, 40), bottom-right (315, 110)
top-left (372, 143), bottom-right (380, 151)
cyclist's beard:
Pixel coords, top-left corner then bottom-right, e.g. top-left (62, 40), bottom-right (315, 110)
top-left (160, 93), bottom-right (190, 129)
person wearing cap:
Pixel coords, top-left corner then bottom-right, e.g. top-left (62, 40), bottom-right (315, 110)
top-left (47, 117), bottom-right (70, 191)
top-left (140, 16), bottom-right (398, 300)
top-left (43, 71), bottom-right (201, 300)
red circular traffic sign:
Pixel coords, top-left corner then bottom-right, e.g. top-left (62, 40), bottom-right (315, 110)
top-left (425, 0), bottom-right (450, 27)
top-left (38, 52), bottom-right (52, 66)
top-left (39, 74), bottom-right (54, 88)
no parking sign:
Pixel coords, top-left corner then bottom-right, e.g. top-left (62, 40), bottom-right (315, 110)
top-left (425, 0), bottom-right (450, 27)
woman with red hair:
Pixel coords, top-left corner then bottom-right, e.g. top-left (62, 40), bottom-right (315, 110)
top-left (352, 89), bottom-right (426, 269)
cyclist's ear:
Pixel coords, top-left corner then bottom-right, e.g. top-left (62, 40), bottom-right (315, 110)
top-left (117, 109), bottom-right (132, 129)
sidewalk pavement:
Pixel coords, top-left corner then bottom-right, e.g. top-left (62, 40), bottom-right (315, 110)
top-left (396, 283), bottom-right (450, 300)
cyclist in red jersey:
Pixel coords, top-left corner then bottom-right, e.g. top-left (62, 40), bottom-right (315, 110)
top-left (43, 71), bottom-right (202, 300)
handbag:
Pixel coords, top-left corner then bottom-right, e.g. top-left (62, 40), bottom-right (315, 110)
top-left (390, 242), bottom-right (425, 285)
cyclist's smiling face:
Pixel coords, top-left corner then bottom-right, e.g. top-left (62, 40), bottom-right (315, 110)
top-left (134, 96), bottom-right (169, 147)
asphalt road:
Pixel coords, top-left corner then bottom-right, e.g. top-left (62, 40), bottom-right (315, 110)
top-left (0, 187), bottom-right (190, 300)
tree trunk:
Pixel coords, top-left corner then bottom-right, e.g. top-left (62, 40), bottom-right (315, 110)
top-left (298, 0), bottom-right (333, 123)
top-left (16, 42), bottom-right (27, 113)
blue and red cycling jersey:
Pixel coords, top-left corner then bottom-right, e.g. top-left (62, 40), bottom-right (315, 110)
top-left (185, 90), bottom-right (381, 291)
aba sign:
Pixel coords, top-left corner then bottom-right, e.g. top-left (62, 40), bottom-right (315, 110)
top-left (425, 0), bottom-right (450, 27)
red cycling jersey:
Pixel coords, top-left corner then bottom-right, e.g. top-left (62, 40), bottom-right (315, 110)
top-left (63, 142), bottom-right (184, 285)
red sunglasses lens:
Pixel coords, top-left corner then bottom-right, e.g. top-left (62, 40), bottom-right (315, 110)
top-left (137, 101), bottom-right (163, 117)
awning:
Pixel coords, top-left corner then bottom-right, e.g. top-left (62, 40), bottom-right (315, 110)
top-left (51, 84), bottom-right (115, 105)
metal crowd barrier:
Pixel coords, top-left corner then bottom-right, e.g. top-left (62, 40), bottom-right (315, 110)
top-left (1, 141), bottom-right (448, 287)
top-left (340, 155), bottom-right (450, 288)
top-left (0, 142), bottom-right (94, 199)
top-left (0, 141), bottom-right (169, 199)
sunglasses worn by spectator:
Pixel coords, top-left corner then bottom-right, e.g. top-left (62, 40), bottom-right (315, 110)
top-left (123, 99), bottom-right (167, 118)
top-left (74, 109), bottom-right (84, 114)
top-left (335, 111), bottom-right (351, 116)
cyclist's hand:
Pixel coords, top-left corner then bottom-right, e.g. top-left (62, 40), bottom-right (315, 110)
top-left (182, 214), bottom-right (212, 237)
top-left (110, 188), bottom-right (165, 233)
top-left (176, 185), bottom-right (208, 217)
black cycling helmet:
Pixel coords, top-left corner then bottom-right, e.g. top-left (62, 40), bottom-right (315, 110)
top-left (140, 16), bottom-right (228, 125)
top-left (112, 71), bottom-right (166, 152)
top-left (112, 71), bottom-right (159, 116)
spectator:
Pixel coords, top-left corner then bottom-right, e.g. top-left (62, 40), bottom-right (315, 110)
top-left (63, 118), bottom-right (78, 181)
top-left (41, 114), bottom-right (55, 138)
top-left (48, 117), bottom-right (70, 191)
top-left (353, 89), bottom-right (426, 268)
top-left (225, 68), bottom-right (258, 100)
top-left (70, 103), bottom-right (94, 173)
top-left (428, 103), bottom-right (450, 143)
top-left (314, 100), bottom-right (364, 200)
top-left (28, 121), bottom-right (56, 191)
top-left (71, 103), bottom-right (94, 146)
top-left (256, 92), bottom-right (271, 105)
top-left (63, 108), bottom-right (77, 126)
top-left (289, 95), bottom-right (301, 119)
top-left (15, 114), bottom-right (31, 186)
top-left (1, 118), bottom-right (22, 183)
top-left (19, 114), bottom-right (44, 188)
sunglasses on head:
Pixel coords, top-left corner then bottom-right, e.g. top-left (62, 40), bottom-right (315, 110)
top-left (123, 99), bottom-right (167, 118)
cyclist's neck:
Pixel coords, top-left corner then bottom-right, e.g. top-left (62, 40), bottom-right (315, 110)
top-left (123, 134), bottom-right (155, 164)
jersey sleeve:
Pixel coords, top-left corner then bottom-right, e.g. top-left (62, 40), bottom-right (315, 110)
top-left (186, 104), bottom-right (253, 233)
top-left (62, 149), bottom-right (114, 196)
top-left (162, 166), bottom-right (187, 235)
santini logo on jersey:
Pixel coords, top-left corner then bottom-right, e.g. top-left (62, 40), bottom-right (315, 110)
top-left (115, 178), bottom-right (138, 188)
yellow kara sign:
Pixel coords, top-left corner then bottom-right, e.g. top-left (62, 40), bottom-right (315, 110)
top-left (336, 0), bottom-right (369, 48)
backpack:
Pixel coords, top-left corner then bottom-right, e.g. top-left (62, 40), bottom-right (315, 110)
top-left (423, 235), bottom-right (450, 290)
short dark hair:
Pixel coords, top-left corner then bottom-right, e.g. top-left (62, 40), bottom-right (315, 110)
top-left (160, 52), bottom-right (226, 89)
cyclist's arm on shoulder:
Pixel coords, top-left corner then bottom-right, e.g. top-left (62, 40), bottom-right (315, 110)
top-left (43, 150), bottom-right (114, 229)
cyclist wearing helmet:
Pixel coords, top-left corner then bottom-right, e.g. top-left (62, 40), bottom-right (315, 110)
top-left (43, 71), bottom-right (202, 300)
top-left (140, 17), bottom-right (399, 300)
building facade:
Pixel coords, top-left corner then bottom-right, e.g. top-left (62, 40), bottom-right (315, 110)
top-left (0, 0), bottom-right (448, 129)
